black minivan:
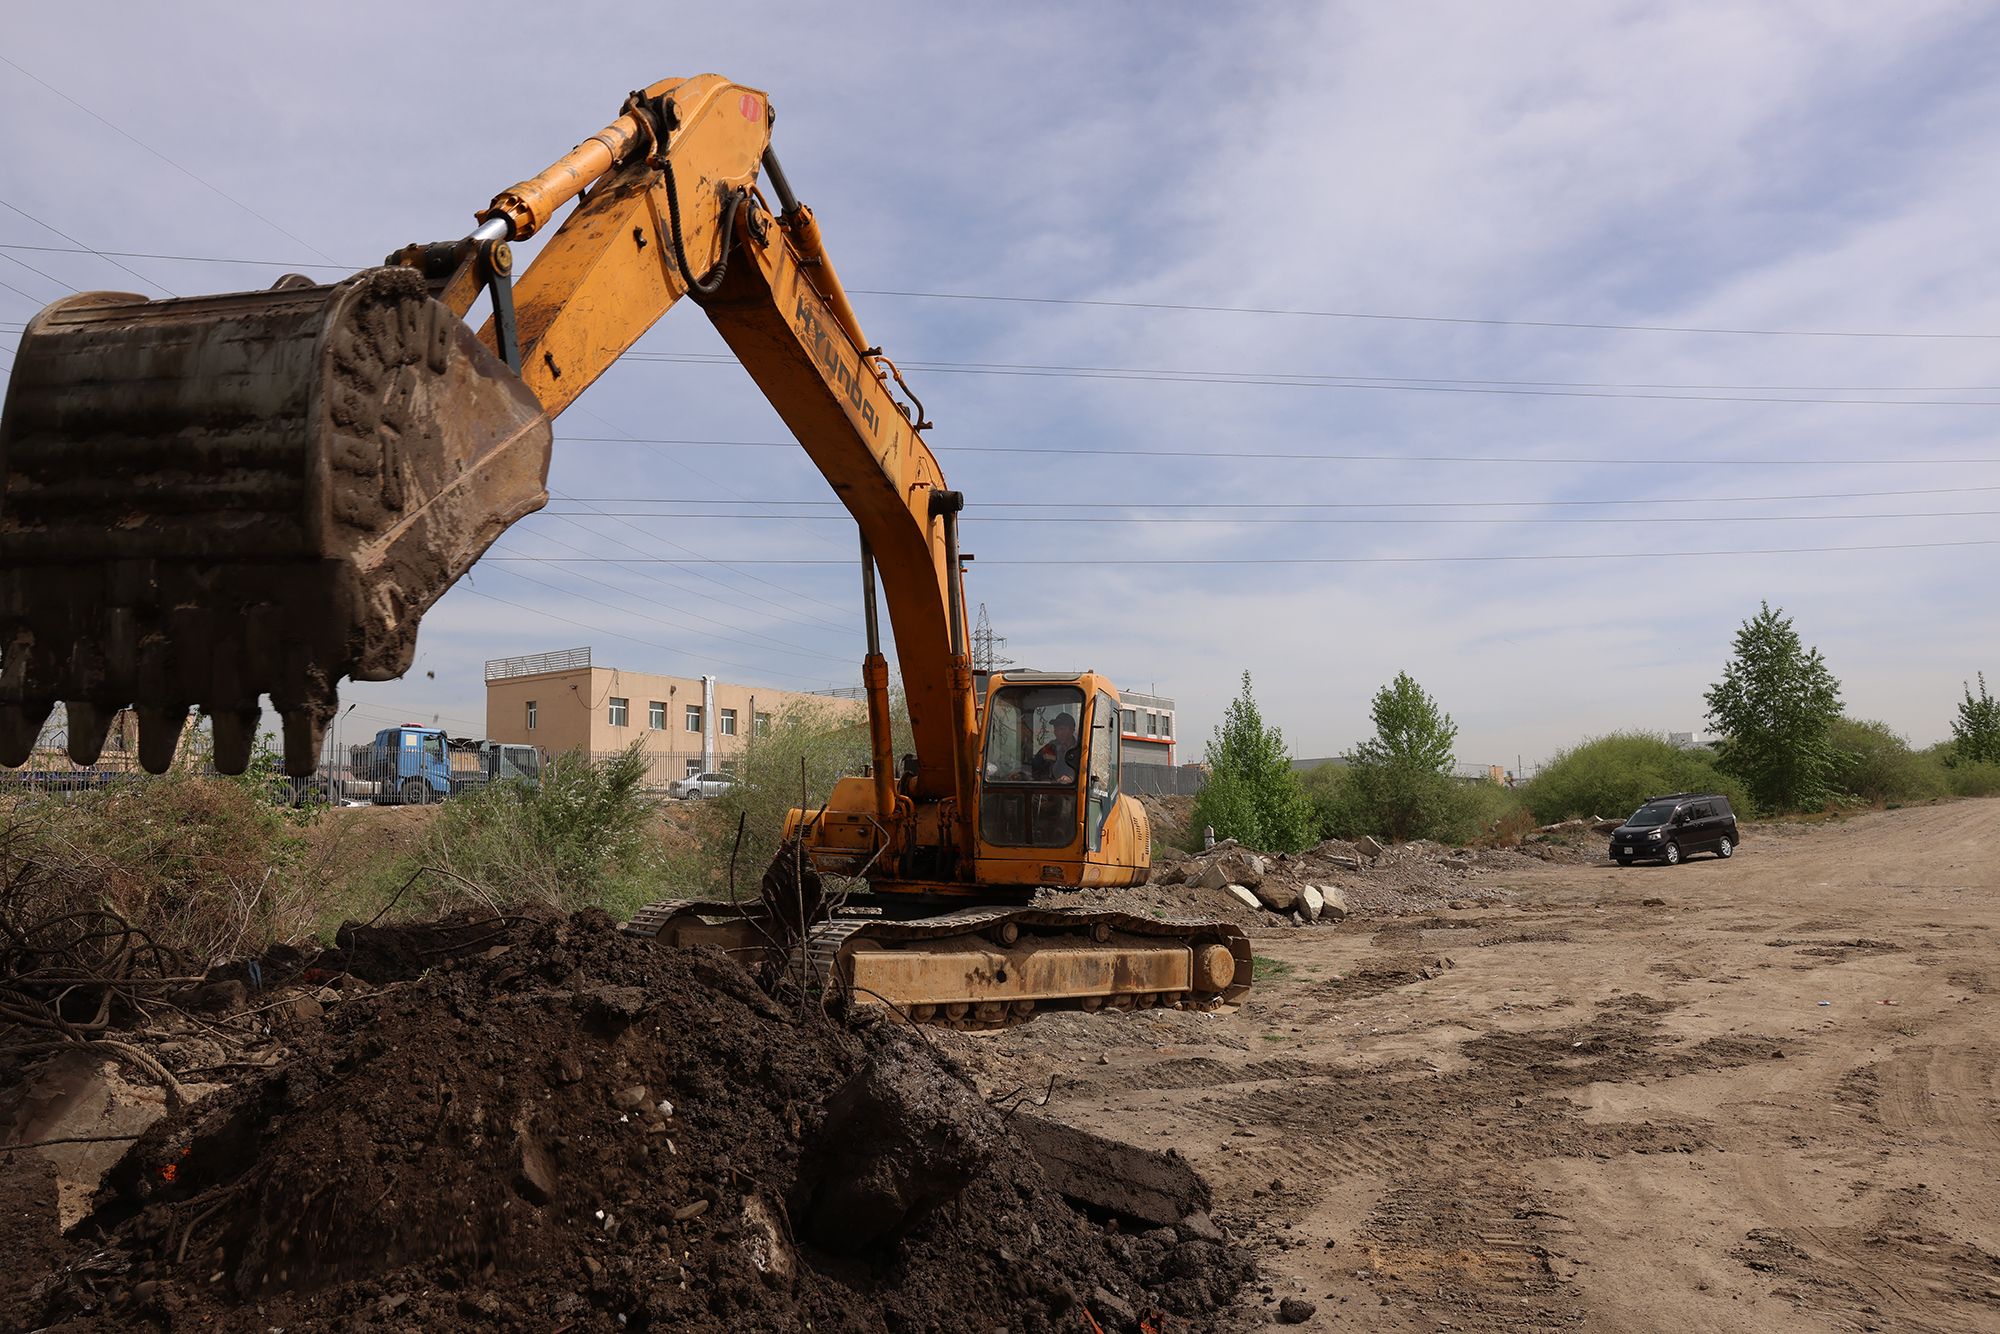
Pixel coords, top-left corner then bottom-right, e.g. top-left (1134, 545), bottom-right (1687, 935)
top-left (1609, 792), bottom-right (1739, 866)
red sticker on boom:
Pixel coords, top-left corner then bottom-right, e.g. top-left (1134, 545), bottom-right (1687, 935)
top-left (740, 93), bottom-right (760, 120)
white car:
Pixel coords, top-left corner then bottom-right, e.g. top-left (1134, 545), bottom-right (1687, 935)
top-left (670, 771), bottom-right (737, 800)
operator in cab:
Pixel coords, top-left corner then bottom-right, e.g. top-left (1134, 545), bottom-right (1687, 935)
top-left (1032, 713), bottom-right (1080, 783)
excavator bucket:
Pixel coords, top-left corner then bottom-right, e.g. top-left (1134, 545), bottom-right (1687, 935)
top-left (0, 267), bottom-right (551, 776)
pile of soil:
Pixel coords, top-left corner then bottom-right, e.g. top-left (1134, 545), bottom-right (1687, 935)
top-left (14, 911), bottom-right (1250, 1332)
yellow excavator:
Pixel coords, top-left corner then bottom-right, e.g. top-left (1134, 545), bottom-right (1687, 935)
top-left (0, 75), bottom-right (1249, 1027)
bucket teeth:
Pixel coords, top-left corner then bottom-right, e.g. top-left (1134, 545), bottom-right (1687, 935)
top-left (136, 706), bottom-right (190, 774)
top-left (64, 702), bottom-right (117, 766)
top-left (0, 701), bottom-right (54, 768)
top-left (209, 707), bottom-right (261, 776)
top-left (278, 703), bottom-right (335, 778)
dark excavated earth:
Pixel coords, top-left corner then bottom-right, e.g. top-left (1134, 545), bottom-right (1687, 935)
top-left (8, 910), bottom-right (1251, 1332)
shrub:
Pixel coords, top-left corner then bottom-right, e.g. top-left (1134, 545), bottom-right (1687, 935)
top-left (1946, 760), bottom-right (2000, 798)
top-left (1524, 732), bottom-right (1750, 823)
top-left (1827, 718), bottom-right (1949, 806)
top-left (1304, 762), bottom-right (1527, 846)
top-left (1952, 673), bottom-right (2000, 765)
top-left (1454, 780), bottom-right (1534, 846)
top-left (414, 742), bottom-right (664, 918)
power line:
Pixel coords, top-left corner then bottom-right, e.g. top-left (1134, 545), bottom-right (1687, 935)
top-left (0, 54), bottom-right (340, 265)
top-left (0, 242), bottom-right (351, 271)
top-left (1, 241), bottom-right (1991, 341)
top-left (0, 198), bottom-right (175, 297)
top-left (0, 249), bottom-right (76, 295)
top-left (481, 537), bottom-right (2000, 565)
top-left (534, 511), bottom-right (852, 638)
top-left (554, 435), bottom-right (2000, 467)
top-left (485, 558), bottom-right (854, 670)
top-left (846, 287), bottom-right (2000, 342)
top-left (561, 404), bottom-right (855, 616)
top-left (625, 350), bottom-right (2000, 407)
top-left (503, 523), bottom-right (853, 661)
top-left (456, 586), bottom-right (855, 689)
top-left (546, 482), bottom-right (2000, 510)
top-left (534, 507), bottom-right (2000, 526)
top-left (10, 315), bottom-right (2000, 402)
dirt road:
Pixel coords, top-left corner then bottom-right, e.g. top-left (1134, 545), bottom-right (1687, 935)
top-left (949, 800), bottom-right (2000, 1331)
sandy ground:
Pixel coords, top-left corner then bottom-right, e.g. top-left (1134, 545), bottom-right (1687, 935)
top-left (946, 799), bottom-right (2000, 1331)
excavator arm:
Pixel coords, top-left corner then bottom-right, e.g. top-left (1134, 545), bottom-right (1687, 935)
top-left (0, 77), bottom-right (1255, 1024)
top-left (0, 76), bottom-right (976, 850)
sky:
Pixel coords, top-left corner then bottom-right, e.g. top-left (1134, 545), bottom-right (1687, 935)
top-left (3, 2), bottom-right (1998, 773)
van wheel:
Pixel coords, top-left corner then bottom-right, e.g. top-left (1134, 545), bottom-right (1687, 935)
top-left (1663, 841), bottom-right (1681, 866)
top-left (1717, 836), bottom-right (1733, 859)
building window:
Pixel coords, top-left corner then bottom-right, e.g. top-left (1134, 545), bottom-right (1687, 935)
top-left (685, 704), bottom-right (703, 733)
top-left (649, 701), bottom-right (665, 730)
top-left (608, 697), bottom-right (628, 728)
top-left (525, 700), bottom-right (537, 731)
top-left (1163, 714), bottom-right (1172, 738)
top-left (684, 758), bottom-right (703, 779)
top-left (1121, 708), bottom-right (1136, 734)
top-left (754, 711), bottom-right (771, 736)
top-left (1147, 712), bottom-right (1159, 735)
top-left (719, 708), bottom-right (737, 736)
top-left (719, 758), bottom-right (739, 775)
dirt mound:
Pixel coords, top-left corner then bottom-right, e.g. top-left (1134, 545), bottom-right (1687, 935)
top-left (18, 912), bottom-right (1249, 1332)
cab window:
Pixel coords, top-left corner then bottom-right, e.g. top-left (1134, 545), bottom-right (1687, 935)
top-left (1086, 692), bottom-right (1120, 851)
top-left (980, 684), bottom-right (1084, 848)
top-left (981, 685), bottom-right (1085, 786)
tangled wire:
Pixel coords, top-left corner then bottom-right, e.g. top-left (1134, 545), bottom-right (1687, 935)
top-left (0, 906), bottom-right (200, 1109)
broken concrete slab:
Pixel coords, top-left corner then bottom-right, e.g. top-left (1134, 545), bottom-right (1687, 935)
top-left (1318, 885), bottom-right (1351, 921)
top-left (1297, 884), bottom-right (1324, 923)
top-left (1224, 884), bottom-right (1263, 912)
top-left (1250, 878), bottom-right (1298, 914)
top-left (1013, 1112), bottom-right (1211, 1229)
top-left (1355, 835), bottom-right (1385, 858)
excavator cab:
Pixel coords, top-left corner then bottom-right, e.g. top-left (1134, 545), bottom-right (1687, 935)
top-left (972, 672), bottom-right (1149, 889)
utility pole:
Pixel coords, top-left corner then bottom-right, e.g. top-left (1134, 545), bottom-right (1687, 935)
top-left (971, 604), bottom-right (1012, 674)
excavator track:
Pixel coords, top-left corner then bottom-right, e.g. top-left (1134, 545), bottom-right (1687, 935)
top-left (622, 898), bottom-right (1252, 1031)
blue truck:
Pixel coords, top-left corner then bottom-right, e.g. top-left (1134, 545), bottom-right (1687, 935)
top-left (348, 726), bottom-right (541, 804)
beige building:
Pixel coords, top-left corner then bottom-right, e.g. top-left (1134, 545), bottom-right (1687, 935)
top-left (483, 647), bottom-right (862, 787)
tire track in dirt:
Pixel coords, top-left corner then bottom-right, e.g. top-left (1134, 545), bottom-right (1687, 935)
top-left (1873, 1044), bottom-right (2000, 1154)
top-left (1203, 1005), bottom-right (1746, 1326)
top-left (1736, 1205), bottom-right (2000, 1334)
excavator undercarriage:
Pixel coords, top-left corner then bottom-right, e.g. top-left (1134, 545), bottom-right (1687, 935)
top-left (624, 897), bottom-right (1253, 1031)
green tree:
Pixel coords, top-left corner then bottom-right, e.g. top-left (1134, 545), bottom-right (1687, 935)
top-left (1338, 672), bottom-right (1462, 842)
top-left (1952, 672), bottom-right (2000, 765)
top-left (1704, 602), bottom-right (1842, 812)
top-left (1188, 672), bottom-right (1315, 853)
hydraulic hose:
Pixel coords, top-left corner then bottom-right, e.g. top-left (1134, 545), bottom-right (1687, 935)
top-left (662, 159), bottom-right (745, 301)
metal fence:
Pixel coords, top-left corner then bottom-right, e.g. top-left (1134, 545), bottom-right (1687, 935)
top-left (0, 757), bottom-right (360, 806)
top-left (1121, 762), bottom-right (1208, 797)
